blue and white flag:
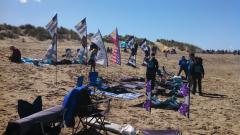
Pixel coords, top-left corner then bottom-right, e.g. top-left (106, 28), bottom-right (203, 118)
top-left (44, 14), bottom-right (57, 64)
top-left (75, 18), bottom-right (87, 48)
top-left (127, 36), bottom-right (137, 67)
top-left (140, 39), bottom-right (149, 52)
top-left (127, 36), bottom-right (135, 49)
top-left (46, 14), bottom-right (58, 38)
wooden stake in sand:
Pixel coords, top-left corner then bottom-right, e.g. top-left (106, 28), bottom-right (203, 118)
top-left (55, 33), bottom-right (58, 86)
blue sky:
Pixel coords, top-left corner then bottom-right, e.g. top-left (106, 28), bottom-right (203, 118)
top-left (0, 0), bottom-right (239, 50)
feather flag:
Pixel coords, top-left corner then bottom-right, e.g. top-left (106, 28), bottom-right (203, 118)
top-left (179, 84), bottom-right (190, 117)
top-left (46, 14), bottom-right (58, 38)
top-left (127, 36), bottom-right (137, 67)
top-left (127, 55), bottom-right (136, 67)
top-left (91, 30), bottom-right (108, 67)
top-left (75, 18), bottom-right (87, 48)
top-left (110, 28), bottom-right (121, 65)
top-left (140, 39), bottom-right (150, 65)
top-left (143, 80), bottom-right (151, 112)
top-left (140, 39), bottom-right (149, 52)
top-left (127, 36), bottom-right (135, 49)
top-left (44, 14), bottom-right (58, 64)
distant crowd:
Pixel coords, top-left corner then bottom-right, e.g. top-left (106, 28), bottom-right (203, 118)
top-left (202, 49), bottom-right (240, 55)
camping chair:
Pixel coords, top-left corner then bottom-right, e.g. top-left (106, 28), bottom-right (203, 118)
top-left (5, 105), bottom-right (65, 135)
top-left (76, 75), bottom-right (84, 87)
top-left (63, 86), bottom-right (111, 135)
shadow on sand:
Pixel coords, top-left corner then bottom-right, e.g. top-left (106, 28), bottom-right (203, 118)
top-left (130, 102), bottom-right (179, 111)
top-left (200, 92), bottom-right (227, 99)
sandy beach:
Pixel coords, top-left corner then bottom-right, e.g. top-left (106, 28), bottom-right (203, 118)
top-left (0, 38), bottom-right (240, 135)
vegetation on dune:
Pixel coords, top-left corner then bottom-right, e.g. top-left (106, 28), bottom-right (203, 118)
top-left (103, 34), bottom-right (155, 45)
top-left (1, 23), bottom-right (206, 53)
top-left (156, 39), bottom-right (202, 52)
top-left (0, 23), bottom-right (80, 41)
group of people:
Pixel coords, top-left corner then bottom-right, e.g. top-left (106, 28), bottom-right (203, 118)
top-left (177, 53), bottom-right (205, 95)
top-left (9, 44), bottom-right (204, 95)
top-left (8, 43), bottom-right (99, 72)
top-left (145, 52), bottom-right (205, 96)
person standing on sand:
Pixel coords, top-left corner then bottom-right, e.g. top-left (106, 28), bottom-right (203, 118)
top-left (177, 56), bottom-right (188, 78)
top-left (88, 43), bottom-right (98, 72)
top-left (9, 46), bottom-right (22, 63)
top-left (146, 53), bottom-right (159, 94)
top-left (190, 57), bottom-right (204, 95)
top-left (187, 52), bottom-right (195, 90)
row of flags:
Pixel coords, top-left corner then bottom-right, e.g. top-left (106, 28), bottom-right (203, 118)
top-left (45, 14), bottom-right (190, 118)
top-left (44, 14), bottom-right (151, 67)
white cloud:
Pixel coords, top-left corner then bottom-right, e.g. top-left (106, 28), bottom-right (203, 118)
top-left (19, 0), bottom-right (28, 4)
top-left (18, 0), bottom-right (41, 4)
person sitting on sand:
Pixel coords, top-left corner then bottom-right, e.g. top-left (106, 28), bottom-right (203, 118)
top-left (9, 46), bottom-right (22, 63)
top-left (190, 57), bottom-right (204, 95)
top-left (177, 56), bottom-right (188, 78)
top-left (146, 53), bottom-right (159, 94)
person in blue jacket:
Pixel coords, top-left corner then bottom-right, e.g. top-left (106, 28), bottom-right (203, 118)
top-left (177, 56), bottom-right (187, 78)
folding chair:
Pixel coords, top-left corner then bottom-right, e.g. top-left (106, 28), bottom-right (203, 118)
top-left (74, 98), bottom-right (111, 135)
top-left (63, 86), bottom-right (111, 135)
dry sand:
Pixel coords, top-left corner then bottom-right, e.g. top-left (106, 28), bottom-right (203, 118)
top-left (0, 37), bottom-right (240, 135)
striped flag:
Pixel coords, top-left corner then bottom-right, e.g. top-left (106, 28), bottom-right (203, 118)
top-left (110, 28), bottom-right (121, 65)
top-left (44, 14), bottom-right (57, 64)
top-left (46, 14), bottom-right (58, 38)
top-left (75, 18), bottom-right (87, 48)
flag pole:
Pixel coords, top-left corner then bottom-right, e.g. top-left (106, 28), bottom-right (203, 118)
top-left (55, 33), bottom-right (58, 86)
top-left (54, 14), bottom-right (58, 86)
top-left (85, 18), bottom-right (89, 73)
top-left (188, 83), bottom-right (190, 119)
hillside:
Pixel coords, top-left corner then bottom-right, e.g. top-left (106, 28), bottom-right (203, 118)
top-left (0, 23), bottom-right (202, 52)
top-left (156, 39), bottom-right (202, 52)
